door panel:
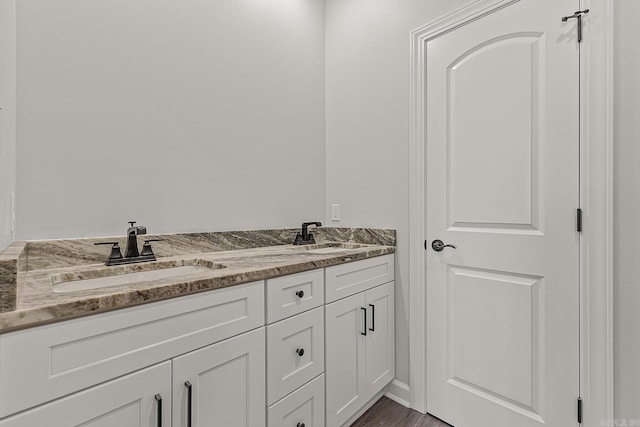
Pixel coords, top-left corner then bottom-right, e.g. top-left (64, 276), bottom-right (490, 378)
top-left (365, 282), bottom-right (395, 398)
top-left (426, 1), bottom-right (579, 426)
top-left (325, 292), bottom-right (367, 427)
top-left (0, 362), bottom-right (170, 427)
top-left (447, 267), bottom-right (543, 411)
top-left (448, 34), bottom-right (543, 230)
top-left (172, 328), bottom-right (265, 427)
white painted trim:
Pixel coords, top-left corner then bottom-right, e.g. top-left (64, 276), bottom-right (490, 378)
top-left (408, 0), bottom-right (523, 413)
top-left (579, 0), bottom-right (615, 426)
top-left (384, 379), bottom-right (411, 408)
top-left (408, 0), bottom-right (614, 423)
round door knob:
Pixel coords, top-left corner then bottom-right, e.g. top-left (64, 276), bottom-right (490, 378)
top-left (296, 348), bottom-right (305, 357)
top-left (297, 423), bottom-right (305, 427)
top-left (296, 290), bottom-right (304, 298)
top-left (431, 239), bottom-right (457, 252)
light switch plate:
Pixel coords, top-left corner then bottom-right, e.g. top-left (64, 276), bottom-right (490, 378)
top-left (331, 204), bottom-right (340, 221)
top-left (11, 192), bottom-right (15, 236)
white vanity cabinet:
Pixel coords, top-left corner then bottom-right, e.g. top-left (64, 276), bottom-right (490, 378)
top-left (0, 281), bottom-right (265, 427)
top-left (0, 361), bottom-right (172, 427)
top-left (265, 271), bottom-right (326, 427)
top-left (325, 256), bottom-right (395, 427)
top-left (0, 252), bottom-right (395, 427)
top-left (172, 328), bottom-right (266, 427)
top-left (0, 329), bottom-right (267, 427)
top-left (0, 281), bottom-right (265, 419)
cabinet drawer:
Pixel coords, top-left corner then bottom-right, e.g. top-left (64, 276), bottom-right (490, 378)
top-left (266, 269), bottom-right (324, 324)
top-left (0, 361), bottom-right (171, 427)
top-left (266, 307), bottom-right (324, 405)
top-left (325, 254), bottom-right (394, 303)
top-left (0, 280), bottom-right (265, 418)
top-left (267, 374), bottom-right (324, 427)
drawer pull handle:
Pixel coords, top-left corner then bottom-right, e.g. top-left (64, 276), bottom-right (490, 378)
top-left (296, 348), bottom-right (305, 357)
top-left (155, 394), bottom-right (163, 427)
top-left (369, 304), bottom-right (375, 332)
top-left (296, 290), bottom-right (304, 298)
top-left (185, 381), bottom-right (193, 427)
top-left (361, 307), bottom-right (367, 336)
top-left (297, 423), bottom-right (306, 427)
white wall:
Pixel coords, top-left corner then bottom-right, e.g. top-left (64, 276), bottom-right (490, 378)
top-left (0, 0), bottom-right (16, 251)
top-left (613, 0), bottom-right (640, 420)
top-left (15, 0), bottom-right (325, 240)
top-left (325, 0), bottom-right (469, 388)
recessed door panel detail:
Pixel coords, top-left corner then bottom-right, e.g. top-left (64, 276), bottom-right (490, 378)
top-left (446, 266), bottom-right (544, 420)
top-left (447, 34), bottom-right (544, 232)
top-left (199, 355), bottom-right (249, 425)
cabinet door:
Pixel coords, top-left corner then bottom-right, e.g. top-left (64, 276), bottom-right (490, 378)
top-left (172, 327), bottom-right (265, 427)
top-left (325, 292), bottom-right (367, 427)
top-left (365, 282), bottom-right (395, 399)
top-left (0, 362), bottom-right (171, 427)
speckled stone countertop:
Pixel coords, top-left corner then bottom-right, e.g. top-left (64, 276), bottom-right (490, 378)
top-left (0, 228), bottom-right (395, 333)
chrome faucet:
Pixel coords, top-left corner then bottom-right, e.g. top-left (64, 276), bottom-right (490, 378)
top-left (125, 221), bottom-right (147, 258)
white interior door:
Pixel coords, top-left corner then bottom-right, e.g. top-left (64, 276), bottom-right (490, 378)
top-left (425, 1), bottom-right (580, 426)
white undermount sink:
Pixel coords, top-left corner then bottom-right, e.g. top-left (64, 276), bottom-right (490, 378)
top-left (52, 259), bottom-right (226, 293)
top-left (293, 242), bottom-right (370, 255)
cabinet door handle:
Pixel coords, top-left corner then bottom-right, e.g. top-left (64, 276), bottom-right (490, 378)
top-left (361, 307), bottom-right (367, 336)
top-left (155, 394), bottom-right (163, 427)
top-left (297, 423), bottom-right (306, 427)
top-left (296, 290), bottom-right (304, 298)
top-left (185, 381), bottom-right (193, 427)
top-left (369, 304), bottom-right (375, 332)
top-left (296, 348), bottom-right (305, 357)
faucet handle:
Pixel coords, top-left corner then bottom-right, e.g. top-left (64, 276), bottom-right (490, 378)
top-left (128, 221), bottom-right (136, 227)
top-left (140, 239), bottom-right (162, 257)
top-left (94, 242), bottom-right (123, 262)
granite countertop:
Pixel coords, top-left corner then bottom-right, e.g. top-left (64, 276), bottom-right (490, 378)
top-left (0, 227), bottom-right (395, 333)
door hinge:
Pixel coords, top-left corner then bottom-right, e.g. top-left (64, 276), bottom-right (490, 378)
top-left (562, 9), bottom-right (589, 43)
top-left (577, 397), bottom-right (583, 423)
top-left (577, 208), bottom-right (583, 232)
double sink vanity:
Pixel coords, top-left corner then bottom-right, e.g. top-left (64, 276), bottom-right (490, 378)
top-left (0, 226), bottom-right (396, 427)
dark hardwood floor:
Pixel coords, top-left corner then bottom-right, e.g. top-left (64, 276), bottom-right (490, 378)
top-left (350, 397), bottom-right (453, 427)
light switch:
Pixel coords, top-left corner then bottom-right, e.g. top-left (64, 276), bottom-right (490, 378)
top-left (11, 192), bottom-right (15, 235)
top-left (331, 204), bottom-right (340, 221)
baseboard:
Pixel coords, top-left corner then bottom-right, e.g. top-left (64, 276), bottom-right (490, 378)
top-left (342, 391), bottom-right (384, 426)
top-left (384, 379), bottom-right (411, 408)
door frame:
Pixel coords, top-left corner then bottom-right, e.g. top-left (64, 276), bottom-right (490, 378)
top-left (407, 1), bottom-right (614, 426)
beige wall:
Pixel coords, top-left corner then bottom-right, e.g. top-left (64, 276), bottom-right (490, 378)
top-left (15, 0), bottom-right (326, 240)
